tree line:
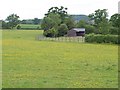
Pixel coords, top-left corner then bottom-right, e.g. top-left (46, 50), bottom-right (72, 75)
top-left (41, 7), bottom-right (120, 37)
top-left (1, 6), bottom-right (120, 37)
top-left (1, 15), bottom-right (41, 29)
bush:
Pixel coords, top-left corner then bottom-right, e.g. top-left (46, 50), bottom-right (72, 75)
top-left (43, 28), bottom-right (58, 37)
top-left (85, 34), bottom-right (118, 44)
top-left (58, 24), bottom-right (68, 36)
top-left (85, 25), bottom-right (95, 34)
top-left (1, 21), bottom-right (11, 29)
top-left (17, 25), bottom-right (21, 29)
top-left (109, 27), bottom-right (118, 35)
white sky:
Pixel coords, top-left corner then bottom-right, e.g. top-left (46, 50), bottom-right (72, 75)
top-left (0, 0), bottom-right (119, 20)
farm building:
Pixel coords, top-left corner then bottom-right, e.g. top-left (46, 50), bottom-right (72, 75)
top-left (67, 28), bottom-right (85, 37)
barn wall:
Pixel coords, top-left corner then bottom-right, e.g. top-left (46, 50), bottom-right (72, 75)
top-left (67, 29), bottom-right (85, 37)
top-left (67, 30), bottom-right (76, 37)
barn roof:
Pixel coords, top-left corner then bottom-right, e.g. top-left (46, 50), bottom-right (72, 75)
top-left (72, 28), bottom-right (85, 32)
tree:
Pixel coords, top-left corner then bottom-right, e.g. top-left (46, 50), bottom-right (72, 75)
top-left (1, 20), bottom-right (10, 29)
top-left (43, 27), bottom-right (58, 37)
top-left (98, 19), bottom-right (111, 35)
top-left (45, 6), bottom-right (68, 23)
top-left (77, 20), bottom-right (86, 28)
top-left (41, 17), bottom-right (56, 30)
top-left (76, 20), bottom-right (95, 34)
top-left (88, 9), bottom-right (108, 27)
top-left (16, 25), bottom-right (21, 29)
top-left (6, 14), bottom-right (20, 29)
top-left (63, 16), bottom-right (75, 30)
top-left (58, 24), bottom-right (68, 36)
top-left (21, 20), bottom-right (26, 24)
top-left (109, 27), bottom-right (118, 35)
top-left (48, 13), bottom-right (61, 26)
top-left (85, 25), bottom-right (95, 34)
top-left (41, 13), bottom-right (61, 31)
top-left (88, 9), bottom-right (110, 34)
top-left (110, 13), bottom-right (120, 28)
top-left (42, 6), bottom-right (75, 37)
top-left (33, 18), bottom-right (40, 25)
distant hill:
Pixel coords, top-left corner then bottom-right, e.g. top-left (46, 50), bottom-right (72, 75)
top-left (70, 15), bottom-right (90, 22)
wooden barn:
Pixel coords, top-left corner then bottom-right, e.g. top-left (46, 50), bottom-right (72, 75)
top-left (67, 28), bottom-right (85, 37)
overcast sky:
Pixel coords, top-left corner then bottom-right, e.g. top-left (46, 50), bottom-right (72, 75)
top-left (0, 0), bottom-right (119, 20)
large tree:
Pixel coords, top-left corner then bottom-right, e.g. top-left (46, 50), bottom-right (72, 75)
top-left (1, 20), bottom-right (10, 29)
top-left (45, 6), bottom-right (68, 23)
top-left (58, 24), bottom-right (68, 36)
top-left (41, 6), bottom-right (75, 37)
top-left (41, 13), bottom-right (61, 31)
top-left (98, 18), bottom-right (111, 34)
top-left (88, 9), bottom-right (108, 27)
top-left (63, 16), bottom-right (75, 30)
top-left (88, 9), bottom-right (110, 34)
top-left (6, 14), bottom-right (20, 29)
top-left (110, 13), bottom-right (120, 28)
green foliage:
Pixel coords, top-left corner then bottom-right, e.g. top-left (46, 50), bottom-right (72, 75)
top-left (58, 24), bottom-right (68, 36)
top-left (42, 6), bottom-right (75, 37)
top-left (43, 28), bottom-right (58, 37)
top-left (6, 14), bottom-right (20, 29)
top-left (77, 20), bottom-right (86, 28)
top-left (41, 17), bottom-right (57, 30)
top-left (16, 25), bottom-right (21, 29)
top-left (33, 18), bottom-right (40, 25)
top-left (1, 20), bottom-right (11, 29)
top-left (109, 27), bottom-right (118, 35)
top-left (89, 9), bottom-right (108, 26)
top-left (71, 15), bottom-right (90, 23)
top-left (85, 25), bottom-right (95, 34)
top-left (48, 13), bottom-right (61, 25)
top-left (21, 19), bottom-right (41, 25)
top-left (110, 13), bottom-right (120, 28)
top-left (45, 6), bottom-right (68, 21)
top-left (89, 9), bottom-right (115, 35)
top-left (76, 20), bottom-right (95, 34)
top-left (85, 34), bottom-right (118, 44)
top-left (63, 17), bottom-right (75, 30)
top-left (98, 19), bottom-right (111, 35)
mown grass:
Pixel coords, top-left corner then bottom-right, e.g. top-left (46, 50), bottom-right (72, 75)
top-left (2, 30), bottom-right (118, 88)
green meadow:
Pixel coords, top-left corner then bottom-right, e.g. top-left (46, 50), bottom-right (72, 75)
top-left (19, 24), bottom-right (41, 29)
top-left (2, 30), bottom-right (118, 88)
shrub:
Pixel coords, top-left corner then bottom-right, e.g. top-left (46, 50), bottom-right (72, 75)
top-left (16, 25), bottom-right (21, 29)
top-left (109, 27), bottom-right (118, 35)
top-left (43, 28), bottom-right (58, 37)
top-left (85, 34), bottom-right (118, 44)
top-left (58, 24), bottom-right (68, 36)
top-left (85, 25), bottom-right (95, 34)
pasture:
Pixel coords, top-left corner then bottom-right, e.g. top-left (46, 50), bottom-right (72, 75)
top-left (19, 24), bottom-right (41, 30)
top-left (2, 30), bottom-right (118, 88)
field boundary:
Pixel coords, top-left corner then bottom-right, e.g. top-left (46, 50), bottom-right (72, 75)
top-left (36, 35), bottom-right (85, 43)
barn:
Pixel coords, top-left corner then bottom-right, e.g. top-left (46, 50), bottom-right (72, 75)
top-left (67, 28), bottom-right (85, 37)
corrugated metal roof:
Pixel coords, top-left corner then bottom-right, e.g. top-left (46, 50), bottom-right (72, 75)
top-left (72, 28), bottom-right (85, 31)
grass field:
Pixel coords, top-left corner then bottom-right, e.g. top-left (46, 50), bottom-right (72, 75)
top-left (0, 30), bottom-right (2, 89)
top-left (19, 24), bottom-right (41, 29)
top-left (2, 30), bottom-right (118, 88)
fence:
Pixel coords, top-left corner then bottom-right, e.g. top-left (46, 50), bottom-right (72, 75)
top-left (36, 35), bottom-right (85, 43)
